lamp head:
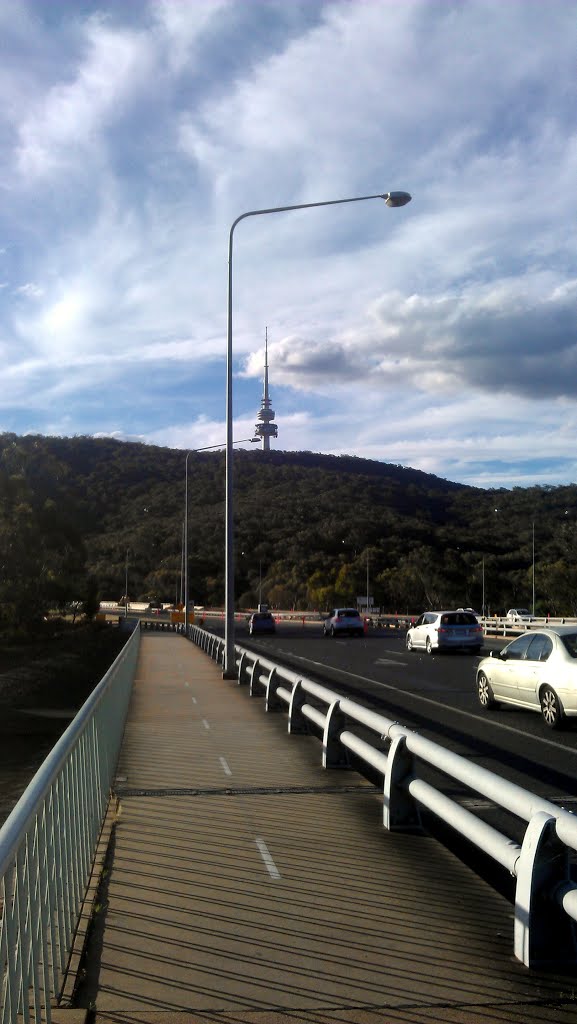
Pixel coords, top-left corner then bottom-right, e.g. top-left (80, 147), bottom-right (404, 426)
top-left (383, 191), bottom-right (412, 208)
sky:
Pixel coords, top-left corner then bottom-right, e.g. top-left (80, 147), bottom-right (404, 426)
top-left (1, 0), bottom-right (577, 489)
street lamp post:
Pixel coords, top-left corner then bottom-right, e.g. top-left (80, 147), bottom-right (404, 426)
top-left (225, 189), bottom-right (412, 676)
top-left (183, 438), bottom-right (257, 635)
top-left (532, 519), bottom-right (535, 617)
top-left (366, 551), bottom-right (370, 614)
top-left (124, 548), bottom-right (129, 619)
top-left (179, 521), bottom-right (184, 605)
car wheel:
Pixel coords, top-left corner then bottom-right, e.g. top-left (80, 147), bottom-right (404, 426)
top-left (406, 633), bottom-right (413, 651)
top-left (540, 686), bottom-right (564, 729)
top-left (477, 671), bottom-right (496, 709)
top-left (470, 646), bottom-right (482, 655)
top-left (323, 626), bottom-right (328, 637)
top-left (330, 625), bottom-right (336, 638)
top-left (425, 637), bottom-right (433, 655)
top-left (357, 629), bottom-right (364, 637)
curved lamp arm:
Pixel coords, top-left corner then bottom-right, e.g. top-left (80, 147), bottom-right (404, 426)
top-left (224, 190), bottom-right (412, 676)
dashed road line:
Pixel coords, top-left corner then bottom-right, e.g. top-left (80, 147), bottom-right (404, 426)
top-left (202, 718), bottom-right (210, 730)
top-left (255, 838), bottom-right (281, 879)
top-left (219, 756), bottom-right (232, 776)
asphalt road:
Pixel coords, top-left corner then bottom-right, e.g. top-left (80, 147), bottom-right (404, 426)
top-left (206, 617), bottom-right (577, 815)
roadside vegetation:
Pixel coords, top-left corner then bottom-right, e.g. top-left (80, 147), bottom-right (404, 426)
top-left (2, 432), bottom-right (577, 621)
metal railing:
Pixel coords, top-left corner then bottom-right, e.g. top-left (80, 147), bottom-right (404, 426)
top-left (188, 622), bottom-right (577, 968)
top-left (0, 624), bottom-right (140, 1024)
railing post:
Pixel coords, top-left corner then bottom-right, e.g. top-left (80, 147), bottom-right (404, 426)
top-left (237, 651), bottom-right (247, 685)
top-left (383, 733), bottom-right (421, 832)
top-left (265, 668), bottom-right (282, 712)
top-left (514, 811), bottom-right (576, 967)
top-left (322, 700), bottom-right (350, 769)
top-left (288, 680), bottom-right (308, 734)
top-left (249, 658), bottom-right (261, 697)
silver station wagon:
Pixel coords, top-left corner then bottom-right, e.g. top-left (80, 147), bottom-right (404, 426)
top-left (323, 608), bottom-right (365, 637)
top-left (406, 610), bottom-right (483, 655)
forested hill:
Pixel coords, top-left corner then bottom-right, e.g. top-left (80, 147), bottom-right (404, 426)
top-left (2, 431), bottom-right (577, 623)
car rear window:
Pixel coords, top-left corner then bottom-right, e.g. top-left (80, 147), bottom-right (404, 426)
top-left (339, 609), bottom-right (360, 618)
top-left (441, 612), bottom-right (478, 626)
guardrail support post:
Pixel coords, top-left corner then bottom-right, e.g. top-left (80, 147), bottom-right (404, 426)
top-left (514, 811), bottom-right (576, 967)
top-left (288, 680), bottom-right (308, 734)
top-left (265, 668), bottom-right (282, 712)
top-left (383, 734), bottom-right (421, 832)
top-left (249, 658), bottom-right (261, 697)
top-left (323, 700), bottom-right (350, 769)
top-left (237, 652), bottom-right (247, 685)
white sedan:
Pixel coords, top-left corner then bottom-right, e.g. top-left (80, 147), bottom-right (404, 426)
top-left (476, 626), bottom-right (577, 729)
top-left (505, 608), bottom-right (532, 622)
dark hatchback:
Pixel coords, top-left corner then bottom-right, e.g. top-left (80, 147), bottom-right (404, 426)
top-left (249, 611), bottom-right (276, 635)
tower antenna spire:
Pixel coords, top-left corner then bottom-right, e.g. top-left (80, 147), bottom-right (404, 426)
top-left (254, 326), bottom-right (278, 451)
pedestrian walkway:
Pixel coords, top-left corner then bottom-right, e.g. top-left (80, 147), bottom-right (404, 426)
top-left (66, 634), bottom-right (577, 1023)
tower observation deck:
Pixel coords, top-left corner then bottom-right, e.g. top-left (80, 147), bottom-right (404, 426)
top-left (254, 327), bottom-right (278, 451)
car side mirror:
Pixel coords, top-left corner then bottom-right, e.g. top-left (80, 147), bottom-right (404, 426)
top-left (499, 650), bottom-right (508, 661)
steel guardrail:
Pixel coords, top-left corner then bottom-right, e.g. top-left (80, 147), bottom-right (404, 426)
top-left (0, 624), bottom-right (140, 1024)
top-left (187, 622), bottom-right (577, 968)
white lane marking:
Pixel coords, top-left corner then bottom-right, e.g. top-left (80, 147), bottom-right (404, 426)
top-left (219, 756), bottom-right (232, 776)
top-left (202, 718), bottom-right (210, 730)
top-left (375, 658), bottom-right (407, 667)
top-left (276, 650), bottom-right (577, 757)
top-left (255, 838), bottom-right (281, 879)
top-left (191, 696), bottom-right (197, 704)
top-left (184, 681), bottom-right (190, 688)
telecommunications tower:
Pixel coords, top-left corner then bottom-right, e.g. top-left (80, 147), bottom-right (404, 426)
top-left (254, 327), bottom-right (278, 451)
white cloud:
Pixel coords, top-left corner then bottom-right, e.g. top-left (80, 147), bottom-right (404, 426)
top-left (15, 282), bottom-right (43, 298)
top-left (152, 0), bottom-right (232, 72)
top-left (15, 15), bottom-right (154, 181)
top-left (2, 0), bottom-right (577, 488)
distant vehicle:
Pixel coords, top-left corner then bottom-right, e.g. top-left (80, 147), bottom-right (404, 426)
top-left (148, 601), bottom-right (163, 611)
top-left (323, 608), bottom-right (364, 638)
top-left (506, 608), bottom-right (533, 623)
top-left (457, 607), bottom-right (482, 620)
top-left (406, 610), bottom-right (483, 655)
top-left (476, 626), bottom-right (577, 728)
top-left (249, 611), bottom-right (276, 636)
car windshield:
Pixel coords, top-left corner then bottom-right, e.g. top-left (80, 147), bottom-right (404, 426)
top-left (560, 633), bottom-right (577, 658)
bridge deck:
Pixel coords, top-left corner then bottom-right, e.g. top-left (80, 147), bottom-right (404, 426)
top-left (70, 634), bottom-right (577, 1023)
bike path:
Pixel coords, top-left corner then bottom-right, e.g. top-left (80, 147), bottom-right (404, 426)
top-left (68, 634), bottom-right (577, 1023)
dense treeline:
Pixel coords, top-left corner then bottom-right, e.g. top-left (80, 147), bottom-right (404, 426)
top-left (2, 431), bottom-right (577, 631)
